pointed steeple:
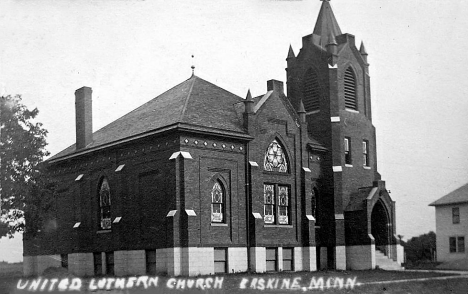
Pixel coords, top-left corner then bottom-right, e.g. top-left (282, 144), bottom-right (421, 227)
top-left (359, 41), bottom-right (367, 55)
top-left (244, 89), bottom-right (254, 114)
top-left (298, 99), bottom-right (306, 123)
top-left (313, 0), bottom-right (342, 49)
top-left (360, 41), bottom-right (368, 63)
top-left (287, 45), bottom-right (295, 59)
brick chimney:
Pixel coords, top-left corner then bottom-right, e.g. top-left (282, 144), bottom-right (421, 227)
top-left (267, 79), bottom-right (284, 95)
top-left (75, 87), bottom-right (93, 149)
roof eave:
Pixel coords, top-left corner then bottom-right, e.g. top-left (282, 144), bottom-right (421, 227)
top-left (429, 201), bottom-right (468, 207)
top-left (48, 123), bottom-right (252, 164)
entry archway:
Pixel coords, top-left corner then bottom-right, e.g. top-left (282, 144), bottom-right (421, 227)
top-left (371, 200), bottom-right (390, 254)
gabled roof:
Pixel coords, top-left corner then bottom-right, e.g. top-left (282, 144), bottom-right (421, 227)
top-left (49, 75), bottom-right (246, 161)
top-left (312, 0), bottom-right (342, 49)
top-left (429, 183), bottom-right (468, 206)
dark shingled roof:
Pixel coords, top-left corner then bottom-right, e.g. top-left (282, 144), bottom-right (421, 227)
top-left (50, 75), bottom-right (245, 161)
top-left (429, 183), bottom-right (468, 206)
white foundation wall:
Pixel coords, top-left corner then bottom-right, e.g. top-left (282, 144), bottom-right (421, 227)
top-left (335, 246), bottom-right (346, 270)
top-left (114, 250), bottom-right (146, 276)
top-left (250, 247), bottom-right (266, 273)
top-left (228, 247), bottom-right (248, 273)
top-left (23, 256), bottom-right (37, 276)
top-left (185, 247), bottom-right (214, 276)
top-left (68, 253), bottom-right (94, 277)
top-left (293, 247), bottom-right (303, 271)
top-left (23, 255), bottom-right (61, 276)
top-left (346, 245), bottom-right (375, 270)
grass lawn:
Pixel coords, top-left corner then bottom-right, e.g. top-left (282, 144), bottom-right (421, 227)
top-left (3, 269), bottom-right (467, 294)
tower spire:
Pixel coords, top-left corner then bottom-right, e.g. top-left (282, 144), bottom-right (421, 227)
top-left (313, 0), bottom-right (342, 49)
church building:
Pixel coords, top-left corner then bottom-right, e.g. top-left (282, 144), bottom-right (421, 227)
top-left (23, 1), bottom-right (403, 276)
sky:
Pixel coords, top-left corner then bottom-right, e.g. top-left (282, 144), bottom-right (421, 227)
top-left (0, 0), bottom-right (467, 263)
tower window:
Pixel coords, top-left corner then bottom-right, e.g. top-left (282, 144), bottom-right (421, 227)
top-left (303, 69), bottom-right (321, 112)
top-left (452, 207), bottom-right (460, 224)
top-left (344, 137), bottom-right (352, 165)
top-left (363, 140), bottom-right (369, 166)
top-left (211, 181), bottom-right (225, 223)
top-left (344, 67), bottom-right (357, 110)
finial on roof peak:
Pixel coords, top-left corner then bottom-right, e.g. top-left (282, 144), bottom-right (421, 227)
top-left (360, 41), bottom-right (368, 55)
top-left (246, 89), bottom-right (253, 100)
top-left (298, 99), bottom-right (306, 113)
top-left (313, 0), bottom-right (342, 49)
top-left (191, 55), bottom-right (195, 77)
top-left (287, 45), bottom-right (295, 59)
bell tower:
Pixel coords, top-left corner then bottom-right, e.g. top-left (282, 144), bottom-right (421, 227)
top-left (286, 0), bottom-right (399, 270)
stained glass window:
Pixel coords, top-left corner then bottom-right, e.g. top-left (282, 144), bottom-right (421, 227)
top-left (211, 181), bottom-right (224, 223)
top-left (278, 186), bottom-right (289, 224)
top-left (264, 139), bottom-right (288, 172)
top-left (264, 184), bottom-right (290, 225)
top-left (264, 184), bottom-right (275, 224)
top-left (99, 178), bottom-right (111, 230)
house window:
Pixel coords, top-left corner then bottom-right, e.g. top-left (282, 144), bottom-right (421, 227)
top-left (344, 67), bottom-right (357, 110)
top-left (450, 236), bottom-right (465, 253)
top-left (452, 207), bottom-right (460, 224)
top-left (458, 237), bottom-right (465, 253)
top-left (211, 181), bottom-right (224, 223)
top-left (283, 248), bottom-right (294, 271)
top-left (303, 68), bottom-right (321, 112)
top-left (99, 178), bottom-right (111, 230)
top-left (264, 184), bottom-right (290, 225)
top-left (344, 137), bottom-right (351, 165)
top-left (146, 250), bottom-right (156, 275)
top-left (93, 252), bottom-right (102, 276)
top-left (264, 139), bottom-right (288, 173)
top-left (363, 140), bottom-right (369, 166)
top-left (60, 254), bottom-right (68, 269)
top-left (105, 252), bottom-right (114, 275)
top-left (266, 248), bottom-right (277, 272)
top-left (214, 248), bottom-right (227, 273)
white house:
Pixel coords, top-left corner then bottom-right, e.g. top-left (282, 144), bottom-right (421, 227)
top-left (430, 183), bottom-right (468, 266)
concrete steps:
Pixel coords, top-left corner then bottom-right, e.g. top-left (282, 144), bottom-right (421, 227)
top-left (375, 249), bottom-right (404, 271)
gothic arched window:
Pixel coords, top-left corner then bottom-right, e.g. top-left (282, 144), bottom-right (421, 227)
top-left (211, 180), bottom-right (224, 223)
top-left (99, 178), bottom-right (111, 230)
top-left (344, 67), bottom-right (357, 110)
top-left (303, 68), bottom-right (321, 112)
top-left (264, 139), bottom-right (288, 173)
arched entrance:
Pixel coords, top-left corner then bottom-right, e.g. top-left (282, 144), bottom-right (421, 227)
top-left (371, 200), bottom-right (390, 254)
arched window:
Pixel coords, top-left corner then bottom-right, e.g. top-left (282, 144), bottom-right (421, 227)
top-left (302, 69), bottom-right (321, 112)
top-left (211, 180), bottom-right (224, 223)
top-left (344, 67), bottom-right (357, 110)
top-left (264, 139), bottom-right (288, 173)
top-left (99, 178), bottom-right (111, 230)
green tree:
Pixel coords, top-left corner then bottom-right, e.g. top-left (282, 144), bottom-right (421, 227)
top-left (404, 231), bottom-right (436, 263)
top-left (0, 95), bottom-right (51, 238)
